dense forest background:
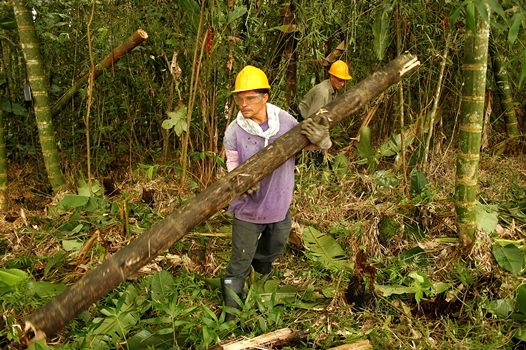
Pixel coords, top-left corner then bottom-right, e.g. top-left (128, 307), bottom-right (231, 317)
top-left (1, 0), bottom-right (526, 349)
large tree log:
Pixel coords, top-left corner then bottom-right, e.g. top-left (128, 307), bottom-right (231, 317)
top-left (23, 54), bottom-right (420, 343)
top-left (50, 29), bottom-right (148, 117)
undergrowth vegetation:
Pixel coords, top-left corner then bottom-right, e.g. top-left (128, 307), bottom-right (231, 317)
top-left (1, 149), bottom-right (525, 349)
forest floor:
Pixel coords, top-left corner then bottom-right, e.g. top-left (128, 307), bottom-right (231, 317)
top-left (1, 147), bottom-right (526, 349)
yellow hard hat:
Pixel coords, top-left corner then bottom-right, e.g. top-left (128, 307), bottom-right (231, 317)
top-left (233, 65), bottom-right (271, 93)
top-left (328, 60), bottom-right (352, 80)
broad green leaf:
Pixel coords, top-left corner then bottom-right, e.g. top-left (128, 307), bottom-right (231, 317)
top-left (514, 325), bottom-right (526, 341)
top-left (178, 0), bottom-right (200, 31)
top-left (474, 201), bottom-right (498, 233)
top-left (302, 226), bottom-right (348, 272)
top-left (410, 169), bottom-right (428, 196)
top-left (0, 268), bottom-right (28, 285)
top-left (377, 133), bottom-right (402, 157)
top-left (1, 100), bottom-right (28, 116)
top-left (516, 284), bottom-right (526, 315)
top-left (25, 282), bottom-right (67, 298)
top-left (374, 170), bottom-right (398, 188)
top-left (162, 106), bottom-right (188, 136)
top-left (492, 244), bottom-right (524, 275)
top-left (485, 298), bottom-right (514, 318)
top-left (375, 284), bottom-right (418, 297)
top-left (54, 194), bottom-right (89, 211)
top-left (332, 152), bottom-right (349, 179)
top-left (508, 13), bottom-right (523, 46)
top-left (358, 127), bottom-right (374, 158)
top-left (399, 246), bottom-right (429, 268)
top-left (62, 239), bottom-right (84, 252)
top-left (228, 6), bottom-right (247, 24)
top-left (151, 271), bottom-right (176, 305)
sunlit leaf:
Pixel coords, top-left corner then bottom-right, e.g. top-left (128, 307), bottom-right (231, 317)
top-left (62, 240), bottom-right (84, 252)
top-left (228, 6), bottom-right (247, 24)
top-left (474, 201), bottom-right (498, 233)
top-left (0, 268), bottom-right (28, 286)
top-left (375, 284), bottom-right (418, 297)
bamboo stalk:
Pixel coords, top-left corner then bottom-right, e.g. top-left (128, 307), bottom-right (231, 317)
top-left (23, 54), bottom-right (420, 343)
top-left (50, 29), bottom-right (148, 117)
top-left (422, 31), bottom-right (450, 173)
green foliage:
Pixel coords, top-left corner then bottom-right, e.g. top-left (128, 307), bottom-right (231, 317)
top-left (372, 2), bottom-right (393, 61)
top-left (474, 201), bottom-right (499, 233)
top-left (492, 244), bottom-right (524, 275)
top-left (302, 226), bottom-right (350, 273)
top-left (162, 105), bottom-right (188, 137)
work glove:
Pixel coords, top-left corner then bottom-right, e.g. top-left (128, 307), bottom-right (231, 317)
top-left (300, 116), bottom-right (332, 150)
top-left (242, 183), bottom-right (259, 197)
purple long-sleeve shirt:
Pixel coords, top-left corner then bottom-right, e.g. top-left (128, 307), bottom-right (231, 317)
top-left (223, 104), bottom-right (298, 224)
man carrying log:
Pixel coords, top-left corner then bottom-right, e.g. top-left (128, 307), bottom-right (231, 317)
top-left (221, 65), bottom-right (332, 321)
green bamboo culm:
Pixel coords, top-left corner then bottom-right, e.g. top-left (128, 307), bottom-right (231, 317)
top-left (454, 1), bottom-right (490, 247)
top-left (12, 0), bottom-right (65, 192)
top-left (493, 54), bottom-right (520, 138)
top-left (0, 101), bottom-right (6, 211)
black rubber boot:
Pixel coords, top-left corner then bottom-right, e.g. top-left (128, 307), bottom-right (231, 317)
top-left (220, 277), bottom-right (245, 321)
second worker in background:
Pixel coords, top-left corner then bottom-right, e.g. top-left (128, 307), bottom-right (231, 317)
top-left (298, 60), bottom-right (352, 165)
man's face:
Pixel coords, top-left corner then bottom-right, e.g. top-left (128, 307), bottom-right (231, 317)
top-left (329, 75), bottom-right (346, 90)
top-left (234, 90), bottom-right (269, 120)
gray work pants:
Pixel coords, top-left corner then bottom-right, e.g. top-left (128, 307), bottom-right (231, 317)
top-left (225, 211), bottom-right (291, 278)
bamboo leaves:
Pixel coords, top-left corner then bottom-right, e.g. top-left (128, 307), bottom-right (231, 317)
top-left (372, 3), bottom-right (393, 61)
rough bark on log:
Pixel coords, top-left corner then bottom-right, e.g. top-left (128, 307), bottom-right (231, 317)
top-left (23, 54), bottom-right (419, 343)
top-left (50, 29), bottom-right (148, 117)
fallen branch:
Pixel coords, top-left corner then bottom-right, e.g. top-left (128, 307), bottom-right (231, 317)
top-left (221, 328), bottom-right (308, 350)
top-left (23, 54), bottom-right (420, 344)
top-left (50, 29), bottom-right (148, 117)
top-left (328, 339), bottom-right (372, 350)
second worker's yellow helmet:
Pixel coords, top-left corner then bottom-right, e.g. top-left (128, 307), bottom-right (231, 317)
top-left (233, 65), bottom-right (271, 93)
top-left (328, 60), bottom-right (352, 80)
